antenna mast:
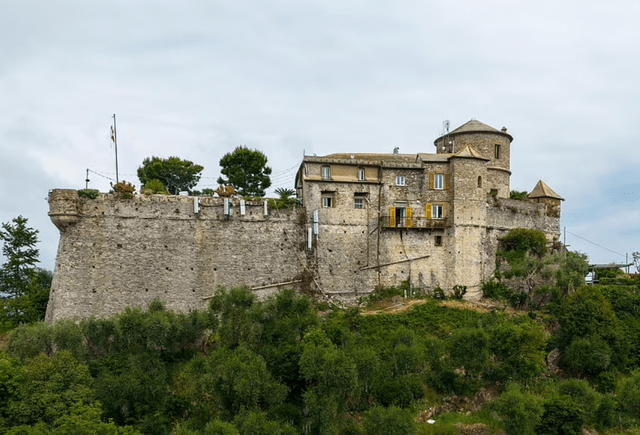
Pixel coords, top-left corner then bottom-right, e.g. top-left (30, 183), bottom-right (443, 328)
top-left (443, 120), bottom-right (451, 152)
top-left (111, 114), bottom-right (119, 184)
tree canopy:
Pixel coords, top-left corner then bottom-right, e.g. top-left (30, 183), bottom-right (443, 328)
top-left (0, 216), bottom-right (51, 329)
top-left (217, 146), bottom-right (272, 197)
top-left (137, 156), bottom-right (204, 195)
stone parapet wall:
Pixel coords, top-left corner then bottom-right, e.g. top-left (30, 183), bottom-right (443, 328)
top-left (487, 197), bottom-right (560, 236)
top-left (46, 190), bottom-right (308, 321)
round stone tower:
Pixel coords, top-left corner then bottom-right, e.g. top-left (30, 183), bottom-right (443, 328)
top-left (434, 119), bottom-right (513, 198)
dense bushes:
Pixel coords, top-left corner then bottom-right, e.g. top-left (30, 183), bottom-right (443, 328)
top-left (6, 283), bottom-right (640, 433)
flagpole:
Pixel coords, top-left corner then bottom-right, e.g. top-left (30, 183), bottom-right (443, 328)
top-left (112, 114), bottom-right (119, 184)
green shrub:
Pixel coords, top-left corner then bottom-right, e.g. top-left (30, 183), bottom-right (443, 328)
top-left (595, 395), bottom-right (618, 431)
top-left (563, 336), bottom-right (611, 376)
top-left (490, 320), bottom-right (546, 385)
top-left (481, 280), bottom-right (511, 299)
top-left (142, 179), bottom-right (168, 195)
top-left (113, 181), bottom-right (136, 198)
top-left (481, 280), bottom-right (527, 308)
top-left (596, 268), bottom-right (624, 279)
top-left (267, 197), bottom-right (297, 210)
top-left (500, 228), bottom-right (548, 257)
top-left (510, 190), bottom-right (529, 200)
top-left (594, 371), bottom-right (617, 393)
top-left (364, 281), bottom-right (410, 305)
top-left (537, 393), bottom-right (585, 435)
top-left (362, 406), bottom-right (417, 435)
top-left (599, 277), bottom-right (637, 285)
top-left (448, 328), bottom-right (490, 392)
top-left (556, 380), bottom-right (598, 422)
top-left (452, 285), bottom-right (467, 300)
top-left (77, 189), bottom-right (100, 199)
top-left (492, 384), bottom-right (543, 435)
top-left (619, 370), bottom-right (640, 418)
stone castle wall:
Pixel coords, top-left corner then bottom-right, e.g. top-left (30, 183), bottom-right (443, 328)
top-left (46, 190), bottom-right (309, 321)
top-left (46, 187), bottom-right (561, 321)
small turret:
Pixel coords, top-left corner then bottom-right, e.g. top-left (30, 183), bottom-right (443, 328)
top-left (528, 180), bottom-right (563, 218)
top-left (48, 189), bottom-right (80, 231)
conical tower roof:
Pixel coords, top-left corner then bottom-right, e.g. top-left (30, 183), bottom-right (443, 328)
top-left (436, 119), bottom-right (513, 142)
top-left (528, 180), bottom-right (563, 200)
top-left (449, 145), bottom-right (489, 161)
top-left (450, 119), bottom-right (500, 134)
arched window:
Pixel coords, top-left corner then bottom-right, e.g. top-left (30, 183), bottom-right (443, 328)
top-left (477, 176), bottom-right (482, 188)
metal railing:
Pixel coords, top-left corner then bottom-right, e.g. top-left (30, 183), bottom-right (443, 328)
top-left (380, 215), bottom-right (449, 229)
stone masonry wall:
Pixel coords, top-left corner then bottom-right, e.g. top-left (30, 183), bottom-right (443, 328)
top-left (46, 190), bottom-right (308, 321)
top-left (482, 197), bottom-right (561, 288)
top-left (47, 186), bottom-right (562, 320)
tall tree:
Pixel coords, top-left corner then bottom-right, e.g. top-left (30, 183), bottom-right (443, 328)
top-left (0, 216), bottom-right (51, 327)
top-left (217, 146), bottom-right (272, 197)
top-left (137, 156), bottom-right (204, 195)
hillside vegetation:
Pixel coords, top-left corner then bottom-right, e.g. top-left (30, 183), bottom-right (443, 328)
top-left (2, 229), bottom-right (640, 434)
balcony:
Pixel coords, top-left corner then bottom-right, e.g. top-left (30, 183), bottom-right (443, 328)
top-left (380, 215), bottom-right (449, 229)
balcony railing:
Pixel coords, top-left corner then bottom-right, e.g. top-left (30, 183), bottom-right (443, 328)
top-left (380, 215), bottom-right (449, 229)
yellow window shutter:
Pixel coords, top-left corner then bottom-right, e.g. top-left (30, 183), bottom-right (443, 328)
top-left (443, 203), bottom-right (448, 218)
top-left (444, 174), bottom-right (450, 190)
top-left (429, 173), bottom-right (435, 189)
top-left (425, 203), bottom-right (432, 219)
top-left (406, 207), bottom-right (413, 228)
top-left (389, 207), bottom-right (396, 227)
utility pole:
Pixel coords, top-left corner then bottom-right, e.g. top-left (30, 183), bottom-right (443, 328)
top-left (85, 168), bottom-right (90, 189)
top-left (111, 114), bottom-right (119, 184)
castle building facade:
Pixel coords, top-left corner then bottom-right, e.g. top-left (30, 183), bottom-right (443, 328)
top-left (46, 120), bottom-right (562, 321)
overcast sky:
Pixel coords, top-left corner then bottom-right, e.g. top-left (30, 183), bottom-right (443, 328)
top-left (1, 0), bottom-right (639, 271)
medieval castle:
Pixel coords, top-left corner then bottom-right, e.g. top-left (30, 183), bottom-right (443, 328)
top-left (46, 119), bottom-right (562, 321)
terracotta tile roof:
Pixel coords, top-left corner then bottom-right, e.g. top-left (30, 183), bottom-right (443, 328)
top-left (450, 145), bottom-right (490, 161)
top-left (528, 180), bottom-right (563, 200)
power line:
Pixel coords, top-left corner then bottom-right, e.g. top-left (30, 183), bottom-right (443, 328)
top-left (566, 230), bottom-right (626, 258)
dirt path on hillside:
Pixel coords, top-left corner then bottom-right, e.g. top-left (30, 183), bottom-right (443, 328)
top-left (360, 297), bottom-right (519, 315)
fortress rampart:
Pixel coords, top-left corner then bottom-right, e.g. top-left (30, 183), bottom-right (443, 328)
top-left (46, 120), bottom-right (562, 321)
top-left (46, 188), bottom-right (559, 321)
top-left (46, 190), bottom-right (310, 321)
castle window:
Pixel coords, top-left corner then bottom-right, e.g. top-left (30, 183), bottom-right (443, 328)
top-left (435, 235), bottom-right (443, 246)
top-left (495, 144), bottom-right (501, 159)
top-left (358, 167), bottom-right (365, 181)
top-left (396, 176), bottom-right (406, 186)
top-left (434, 173), bottom-right (444, 189)
top-left (432, 204), bottom-right (443, 219)
top-left (430, 173), bottom-right (450, 190)
top-left (478, 176), bottom-right (482, 188)
top-left (354, 193), bottom-right (367, 209)
top-left (322, 192), bottom-right (334, 208)
top-left (322, 166), bottom-right (331, 180)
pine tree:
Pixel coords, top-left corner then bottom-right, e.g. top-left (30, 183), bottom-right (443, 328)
top-left (0, 216), bottom-right (51, 327)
